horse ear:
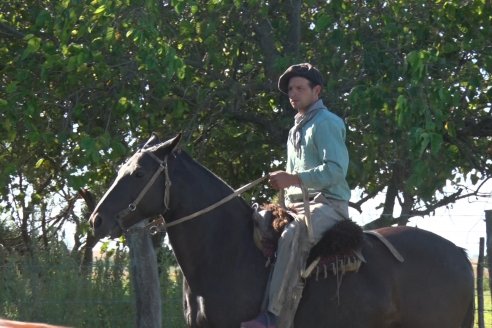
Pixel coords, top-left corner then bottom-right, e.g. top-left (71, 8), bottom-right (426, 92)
top-left (142, 133), bottom-right (160, 149)
top-left (154, 133), bottom-right (182, 156)
top-left (169, 133), bottom-right (182, 151)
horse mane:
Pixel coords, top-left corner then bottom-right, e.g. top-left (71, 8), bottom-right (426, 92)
top-left (177, 150), bottom-right (234, 189)
top-left (175, 150), bottom-right (251, 209)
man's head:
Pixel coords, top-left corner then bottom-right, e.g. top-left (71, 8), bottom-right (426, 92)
top-left (278, 63), bottom-right (324, 95)
top-left (278, 63), bottom-right (324, 113)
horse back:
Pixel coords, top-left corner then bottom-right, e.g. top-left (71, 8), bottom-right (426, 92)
top-left (376, 226), bottom-right (474, 327)
top-left (296, 226), bottom-right (474, 328)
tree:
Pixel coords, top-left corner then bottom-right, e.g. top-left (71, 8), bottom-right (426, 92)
top-left (141, 0), bottom-right (492, 226)
top-left (0, 0), bottom-right (185, 252)
top-left (316, 1), bottom-right (492, 226)
top-left (1, 0), bottom-right (491, 254)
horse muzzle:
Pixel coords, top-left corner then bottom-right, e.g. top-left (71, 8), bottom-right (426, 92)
top-left (90, 212), bottom-right (122, 239)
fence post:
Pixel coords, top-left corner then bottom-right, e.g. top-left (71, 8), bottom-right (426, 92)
top-left (477, 237), bottom-right (485, 328)
top-left (127, 221), bottom-right (162, 328)
top-left (486, 210), bottom-right (492, 309)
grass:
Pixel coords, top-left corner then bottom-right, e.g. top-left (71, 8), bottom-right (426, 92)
top-left (476, 278), bottom-right (491, 328)
top-left (0, 244), bottom-right (184, 327)
top-left (1, 243), bottom-right (490, 328)
top-left (1, 249), bottom-right (133, 327)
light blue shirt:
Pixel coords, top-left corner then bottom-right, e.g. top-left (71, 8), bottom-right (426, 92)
top-left (285, 100), bottom-right (351, 202)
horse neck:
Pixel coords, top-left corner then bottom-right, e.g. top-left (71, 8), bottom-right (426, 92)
top-left (166, 151), bottom-right (242, 224)
top-left (165, 152), bottom-right (267, 290)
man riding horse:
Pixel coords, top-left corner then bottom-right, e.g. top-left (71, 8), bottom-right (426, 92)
top-left (241, 63), bottom-right (351, 328)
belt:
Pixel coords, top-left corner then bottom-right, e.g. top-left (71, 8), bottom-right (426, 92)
top-left (288, 195), bottom-right (315, 203)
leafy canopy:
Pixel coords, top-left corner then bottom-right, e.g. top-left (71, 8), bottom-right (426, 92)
top-left (0, 0), bottom-right (491, 252)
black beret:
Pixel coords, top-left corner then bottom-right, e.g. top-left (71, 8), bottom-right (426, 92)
top-left (278, 63), bottom-right (324, 94)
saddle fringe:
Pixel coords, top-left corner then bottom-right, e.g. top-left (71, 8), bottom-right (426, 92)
top-left (253, 204), bottom-right (366, 275)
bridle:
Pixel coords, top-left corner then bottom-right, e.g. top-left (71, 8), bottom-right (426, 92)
top-left (116, 150), bottom-right (267, 235)
top-left (115, 151), bottom-right (171, 231)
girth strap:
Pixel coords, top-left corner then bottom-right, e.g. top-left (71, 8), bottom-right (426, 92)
top-left (365, 230), bottom-right (405, 262)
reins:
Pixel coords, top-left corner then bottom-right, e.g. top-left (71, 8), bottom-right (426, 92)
top-left (164, 175), bottom-right (268, 229)
top-left (120, 150), bottom-right (268, 235)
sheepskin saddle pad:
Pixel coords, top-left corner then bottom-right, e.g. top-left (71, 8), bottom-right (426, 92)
top-left (253, 203), bottom-right (365, 277)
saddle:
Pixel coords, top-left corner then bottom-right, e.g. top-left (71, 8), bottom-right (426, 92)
top-left (253, 203), bottom-right (365, 278)
top-left (252, 204), bottom-right (405, 328)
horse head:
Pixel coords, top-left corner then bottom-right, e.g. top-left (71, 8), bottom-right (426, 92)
top-left (90, 134), bottom-right (181, 239)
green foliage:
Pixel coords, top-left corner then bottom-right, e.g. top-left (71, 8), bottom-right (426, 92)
top-left (314, 0), bottom-right (492, 224)
top-left (1, 0), bottom-right (491, 246)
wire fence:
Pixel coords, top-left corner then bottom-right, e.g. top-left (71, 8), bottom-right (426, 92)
top-left (2, 207), bottom-right (492, 327)
top-left (0, 249), bottom-right (186, 328)
top-left (1, 259), bottom-right (491, 327)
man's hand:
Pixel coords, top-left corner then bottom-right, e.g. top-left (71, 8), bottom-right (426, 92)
top-left (268, 171), bottom-right (301, 190)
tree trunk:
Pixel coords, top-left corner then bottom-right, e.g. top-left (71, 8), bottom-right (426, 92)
top-left (127, 221), bottom-right (162, 328)
top-left (78, 188), bottom-right (99, 276)
top-left (79, 233), bottom-right (98, 276)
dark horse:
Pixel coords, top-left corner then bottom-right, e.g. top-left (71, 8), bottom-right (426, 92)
top-left (90, 134), bottom-right (474, 328)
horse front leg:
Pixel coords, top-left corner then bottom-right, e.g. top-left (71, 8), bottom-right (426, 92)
top-left (183, 279), bottom-right (211, 328)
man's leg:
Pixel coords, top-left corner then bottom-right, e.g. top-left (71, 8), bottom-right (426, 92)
top-left (267, 219), bottom-right (303, 316)
top-left (242, 197), bottom-right (349, 328)
top-left (268, 197), bottom-right (348, 316)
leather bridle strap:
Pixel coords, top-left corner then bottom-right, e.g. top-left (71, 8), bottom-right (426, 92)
top-left (132, 175), bottom-right (268, 234)
top-left (163, 175), bottom-right (268, 229)
top-left (119, 149), bottom-right (268, 234)
top-left (116, 152), bottom-right (169, 229)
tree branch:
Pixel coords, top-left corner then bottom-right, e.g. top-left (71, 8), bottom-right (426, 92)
top-left (283, 0), bottom-right (301, 56)
top-left (0, 22), bottom-right (25, 39)
top-left (349, 186), bottom-right (385, 214)
top-left (458, 117), bottom-right (492, 138)
top-left (253, 18), bottom-right (278, 80)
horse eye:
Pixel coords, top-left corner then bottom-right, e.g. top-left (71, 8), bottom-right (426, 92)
top-left (134, 169), bottom-right (145, 178)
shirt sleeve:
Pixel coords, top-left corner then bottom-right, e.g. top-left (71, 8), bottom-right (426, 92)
top-left (296, 116), bottom-right (349, 190)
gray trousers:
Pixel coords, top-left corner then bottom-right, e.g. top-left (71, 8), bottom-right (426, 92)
top-left (267, 194), bottom-right (349, 318)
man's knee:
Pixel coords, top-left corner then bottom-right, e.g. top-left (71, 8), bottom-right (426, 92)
top-left (280, 222), bottom-right (295, 239)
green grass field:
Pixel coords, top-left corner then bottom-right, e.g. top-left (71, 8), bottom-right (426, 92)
top-left (1, 246), bottom-right (490, 327)
top-left (480, 291), bottom-right (491, 327)
top-left (475, 277), bottom-right (491, 327)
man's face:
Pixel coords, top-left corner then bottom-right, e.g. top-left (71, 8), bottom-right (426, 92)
top-left (287, 76), bottom-right (320, 113)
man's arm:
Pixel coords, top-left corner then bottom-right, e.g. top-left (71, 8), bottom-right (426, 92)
top-left (268, 171), bottom-right (301, 190)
